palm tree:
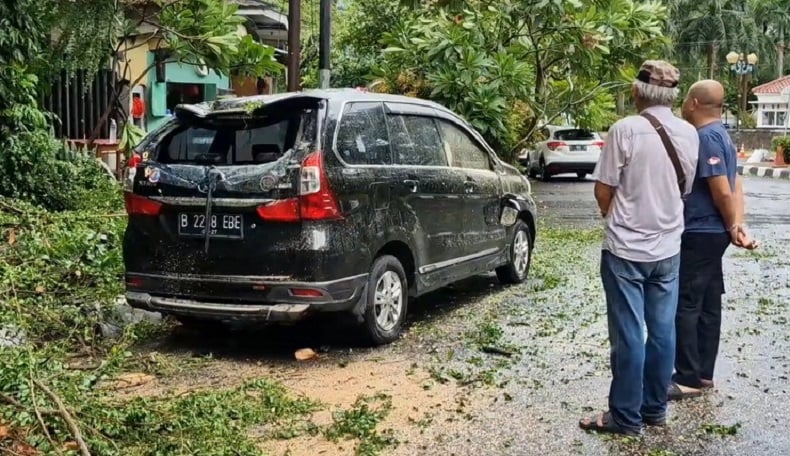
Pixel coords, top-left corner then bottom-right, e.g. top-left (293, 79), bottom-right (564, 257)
top-left (666, 0), bottom-right (764, 79)
top-left (752, 0), bottom-right (790, 77)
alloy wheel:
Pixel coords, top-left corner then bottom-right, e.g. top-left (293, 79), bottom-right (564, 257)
top-left (374, 271), bottom-right (403, 332)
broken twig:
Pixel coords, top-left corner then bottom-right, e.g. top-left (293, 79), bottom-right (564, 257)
top-left (481, 345), bottom-right (515, 357)
top-left (33, 380), bottom-right (91, 456)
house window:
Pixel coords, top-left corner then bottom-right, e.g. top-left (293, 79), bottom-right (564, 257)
top-left (763, 111), bottom-right (776, 126)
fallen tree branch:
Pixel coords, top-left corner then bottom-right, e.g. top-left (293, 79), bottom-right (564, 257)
top-left (29, 379), bottom-right (63, 455)
top-left (33, 380), bottom-right (91, 456)
top-left (0, 200), bottom-right (26, 216)
top-left (0, 392), bottom-right (58, 415)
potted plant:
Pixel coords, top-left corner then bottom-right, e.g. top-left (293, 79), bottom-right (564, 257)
top-left (771, 136), bottom-right (790, 167)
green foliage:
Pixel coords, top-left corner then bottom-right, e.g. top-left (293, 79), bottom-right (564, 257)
top-left (0, 196), bottom-right (124, 346)
top-left (46, 0), bottom-right (122, 79)
top-left (119, 122), bottom-right (146, 155)
top-left (360, 0), bottom-right (667, 161)
top-left (153, 0), bottom-right (282, 79)
top-left (0, 345), bottom-right (319, 455)
top-left (0, 0), bottom-right (121, 211)
top-left (325, 394), bottom-right (397, 456)
top-left (0, 130), bottom-right (120, 211)
top-left (772, 136), bottom-right (790, 161)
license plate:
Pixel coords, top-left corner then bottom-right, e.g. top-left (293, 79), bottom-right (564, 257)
top-left (178, 213), bottom-right (244, 239)
top-left (570, 145), bottom-right (586, 151)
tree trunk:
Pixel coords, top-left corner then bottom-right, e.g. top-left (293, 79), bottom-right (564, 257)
top-left (778, 27), bottom-right (785, 79)
top-left (616, 91), bottom-right (626, 116)
top-left (706, 43), bottom-right (718, 79)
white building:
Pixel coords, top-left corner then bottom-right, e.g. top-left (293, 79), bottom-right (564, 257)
top-left (752, 75), bottom-right (790, 130)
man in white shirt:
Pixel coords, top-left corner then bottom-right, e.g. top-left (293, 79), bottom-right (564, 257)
top-left (579, 60), bottom-right (699, 436)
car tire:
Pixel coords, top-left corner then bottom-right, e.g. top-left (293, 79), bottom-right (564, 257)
top-left (527, 157), bottom-right (538, 178)
top-left (361, 255), bottom-right (408, 345)
top-left (577, 172), bottom-right (587, 180)
top-left (539, 156), bottom-right (551, 182)
top-left (496, 220), bottom-right (532, 285)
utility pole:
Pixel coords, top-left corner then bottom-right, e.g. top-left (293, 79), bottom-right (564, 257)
top-left (318, 0), bottom-right (331, 88)
top-left (287, 0), bottom-right (301, 92)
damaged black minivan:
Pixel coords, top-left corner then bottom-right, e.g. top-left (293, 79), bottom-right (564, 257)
top-left (123, 89), bottom-right (537, 344)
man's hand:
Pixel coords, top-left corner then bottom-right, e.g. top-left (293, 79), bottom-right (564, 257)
top-left (731, 225), bottom-right (759, 250)
top-left (727, 224), bottom-right (743, 245)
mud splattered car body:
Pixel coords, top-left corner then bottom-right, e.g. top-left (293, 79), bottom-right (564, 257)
top-left (122, 89), bottom-right (537, 344)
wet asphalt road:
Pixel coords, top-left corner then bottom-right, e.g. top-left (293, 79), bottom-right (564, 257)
top-left (394, 174), bottom-right (790, 456)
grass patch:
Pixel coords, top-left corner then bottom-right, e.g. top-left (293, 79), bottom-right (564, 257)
top-left (325, 393), bottom-right (398, 456)
top-left (700, 422), bottom-right (741, 436)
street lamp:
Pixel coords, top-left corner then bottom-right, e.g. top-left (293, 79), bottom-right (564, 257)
top-left (726, 52), bottom-right (758, 149)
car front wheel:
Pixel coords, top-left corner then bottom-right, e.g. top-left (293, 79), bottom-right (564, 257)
top-left (539, 156), bottom-right (551, 181)
top-left (361, 255), bottom-right (408, 345)
top-left (496, 220), bottom-right (532, 285)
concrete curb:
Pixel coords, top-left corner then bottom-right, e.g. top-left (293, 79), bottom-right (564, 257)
top-left (737, 165), bottom-right (790, 180)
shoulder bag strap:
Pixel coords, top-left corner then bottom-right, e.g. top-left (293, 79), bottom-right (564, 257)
top-left (641, 112), bottom-right (686, 197)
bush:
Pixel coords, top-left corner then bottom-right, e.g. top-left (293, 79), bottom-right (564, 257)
top-left (772, 136), bottom-right (790, 163)
top-left (0, 130), bottom-right (121, 212)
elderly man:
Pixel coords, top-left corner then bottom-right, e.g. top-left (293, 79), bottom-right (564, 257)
top-left (579, 61), bottom-right (699, 436)
top-left (669, 80), bottom-right (757, 400)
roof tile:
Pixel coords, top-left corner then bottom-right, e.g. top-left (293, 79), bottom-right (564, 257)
top-left (752, 75), bottom-right (790, 94)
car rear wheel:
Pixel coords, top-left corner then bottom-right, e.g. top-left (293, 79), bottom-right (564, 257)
top-left (539, 156), bottom-right (551, 182)
top-left (496, 220), bottom-right (532, 285)
top-left (361, 255), bottom-right (408, 345)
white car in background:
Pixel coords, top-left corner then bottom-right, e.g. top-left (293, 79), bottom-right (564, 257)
top-left (524, 126), bottom-right (604, 181)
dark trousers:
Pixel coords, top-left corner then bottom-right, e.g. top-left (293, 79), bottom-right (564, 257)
top-left (673, 232), bottom-right (730, 388)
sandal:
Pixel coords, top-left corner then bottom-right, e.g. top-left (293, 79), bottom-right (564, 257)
top-left (667, 382), bottom-right (702, 401)
top-left (700, 379), bottom-right (714, 389)
top-left (579, 411), bottom-right (642, 436)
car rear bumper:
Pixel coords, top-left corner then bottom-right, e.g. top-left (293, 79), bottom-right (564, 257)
top-left (125, 272), bottom-right (368, 321)
top-left (545, 161), bottom-right (597, 174)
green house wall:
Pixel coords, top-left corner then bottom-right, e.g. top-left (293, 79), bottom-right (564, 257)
top-left (146, 52), bottom-right (230, 131)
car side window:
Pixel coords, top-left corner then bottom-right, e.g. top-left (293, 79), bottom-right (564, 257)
top-left (387, 114), bottom-right (447, 167)
top-left (437, 120), bottom-right (492, 170)
top-left (335, 102), bottom-right (390, 165)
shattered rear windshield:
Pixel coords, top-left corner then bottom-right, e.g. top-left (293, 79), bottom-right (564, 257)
top-left (153, 107), bottom-right (319, 166)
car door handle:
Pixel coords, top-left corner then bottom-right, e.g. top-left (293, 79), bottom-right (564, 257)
top-left (464, 181), bottom-right (477, 193)
top-left (402, 179), bottom-right (418, 193)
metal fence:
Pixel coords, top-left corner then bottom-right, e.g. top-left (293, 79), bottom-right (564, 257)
top-left (39, 70), bottom-right (115, 140)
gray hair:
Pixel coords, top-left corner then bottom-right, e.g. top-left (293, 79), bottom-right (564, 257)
top-left (632, 80), bottom-right (679, 107)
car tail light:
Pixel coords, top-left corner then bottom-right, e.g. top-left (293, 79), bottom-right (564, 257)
top-left (593, 140), bottom-right (605, 148)
top-left (124, 192), bottom-right (163, 216)
top-left (290, 288), bottom-right (324, 297)
top-left (126, 275), bottom-right (144, 288)
top-left (547, 141), bottom-right (566, 150)
top-left (256, 151), bottom-right (342, 222)
top-left (255, 198), bottom-right (300, 222)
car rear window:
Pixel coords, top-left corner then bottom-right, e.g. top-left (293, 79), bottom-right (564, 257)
top-left (154, 107), bottom-right (318, 165)
top-left (554, 129), bottom-right (596, 141)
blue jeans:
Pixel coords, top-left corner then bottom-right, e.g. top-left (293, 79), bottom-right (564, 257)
top-left (601, 250), bottom-right (680, 432)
